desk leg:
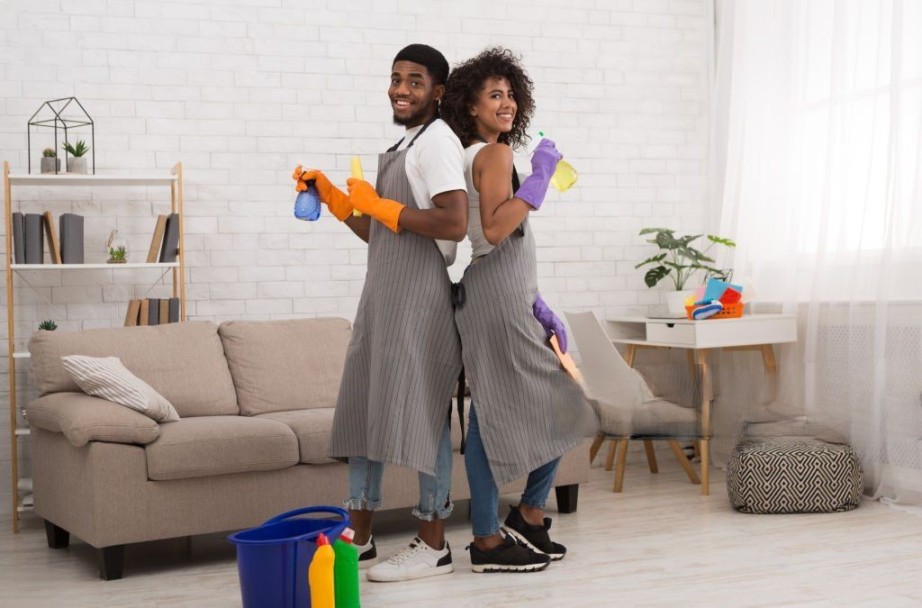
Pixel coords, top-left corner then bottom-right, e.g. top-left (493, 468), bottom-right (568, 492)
top-left (624, 344), bottom-right (637, 368)
top-left (760, 344), bottom-right (777, 373)
top-left (695, 349), bottom-right (712, 496)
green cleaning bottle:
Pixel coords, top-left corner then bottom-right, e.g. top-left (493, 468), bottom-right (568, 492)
top-left (333, 527), bottom-right (361, 607)
top-left (309, 533), bottom-right (335, 608)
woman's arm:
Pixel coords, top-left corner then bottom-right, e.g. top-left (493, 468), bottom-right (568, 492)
top-left (473, 144), bottom-right (533, 246)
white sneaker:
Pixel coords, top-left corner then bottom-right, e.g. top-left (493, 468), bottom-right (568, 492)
top-left (355, 535), bottom-right (378, 570)
top-left (366, 536), bottom-right (454, 582)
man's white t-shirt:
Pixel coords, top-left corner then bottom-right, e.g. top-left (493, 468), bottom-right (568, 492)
top-left (393, 119), bottom-right (466, 266)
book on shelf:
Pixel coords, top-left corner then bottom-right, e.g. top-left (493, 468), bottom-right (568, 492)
top-left (23, 213), bottom-right (44, 264)
top-left (139, 299), bottom-right (150, 326)
top-left (159, 212), bottom-right (180, 263)
top-left (42, 211), bottom-right (62, 264)
top-left (168, 297), bottom-right (180, 323)
top-left (159, 299), bottom-right (170, 325)
top-left (147, 214), bottom-right (169, 263)
top-left (59, 213), bottom-right (85, 264)
top-left (148, 298), bottom-right (160, 325)
top-left (124, 299), bottom-right (141, 327)
top-left (11, 212), bottom-right (24, 264)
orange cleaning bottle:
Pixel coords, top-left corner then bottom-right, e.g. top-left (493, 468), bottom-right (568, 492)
top-left (308, 533), bottom-right (335, 608)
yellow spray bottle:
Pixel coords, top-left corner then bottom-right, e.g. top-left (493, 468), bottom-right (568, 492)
top-left (308, 533), bottom-right (335, 608)
top-left (351, 156), bottom-right (364, 217)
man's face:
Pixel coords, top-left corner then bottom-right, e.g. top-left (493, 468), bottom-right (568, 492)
top-left (389, 60), bottom-right (444, 128)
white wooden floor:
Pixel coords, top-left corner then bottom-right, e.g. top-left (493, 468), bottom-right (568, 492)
top-left (3, 456), bottom-right (922, 608)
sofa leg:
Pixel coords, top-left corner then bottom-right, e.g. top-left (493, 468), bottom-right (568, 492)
top-left (555, 484), bottom-right (579, 514)
top-left (98, 545), bottom-right (125, 580)
top-left (44, 520), bottom-right (70, 549)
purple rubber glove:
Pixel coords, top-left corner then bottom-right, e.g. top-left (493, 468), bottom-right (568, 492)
top-left (533, 293), bottom-right (568, 353)
top-left (515, 138), bottom-right (563, 211)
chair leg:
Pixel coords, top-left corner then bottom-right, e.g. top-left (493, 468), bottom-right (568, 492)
top-left (667, 439), bottom-right (701, 485)
top-left (613, 439), bottom-right (629, 493)
top-left (589, 433), bottom-right (605, 464)
top-left (604, 439), bottom-right (617, 471)
top-left (642, 439), bottom-right (658, 473)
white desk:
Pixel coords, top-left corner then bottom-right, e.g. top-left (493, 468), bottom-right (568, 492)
top-left (606, 314), bottom-right (797, 495)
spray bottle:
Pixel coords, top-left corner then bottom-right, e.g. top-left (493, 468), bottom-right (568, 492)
top-left (294, 180), bottom-right (322, 221)
top-left (528, 131), bottom-right (578, 192)
top-left (308, 533), bottom-right (335, 608)
top-left (333, 527), bottom-right (361, 608)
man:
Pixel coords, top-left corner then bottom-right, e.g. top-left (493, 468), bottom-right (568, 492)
top-left (294, 44), bottom-right (467, 583)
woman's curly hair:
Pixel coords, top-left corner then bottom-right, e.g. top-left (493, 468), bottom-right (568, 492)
top-left (441, 47), bottom-right (534, 150)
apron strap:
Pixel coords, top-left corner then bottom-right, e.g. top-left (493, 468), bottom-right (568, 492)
top-left (451, 367), bottom-right (466, 455)
top-left (385, 117), bottom-right (438, 152)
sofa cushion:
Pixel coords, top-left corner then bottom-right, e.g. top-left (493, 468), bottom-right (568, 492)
top-left (146, 416), bottom-right (299, 481)
top-left (260, 401), bottom-right (466, 465)
top-left (27, 392), bottom-right (161, 447)
top-left (61, 355), bottom-right (180, 422)
top-left (219, 317), bottom-right (351, 415)
top-left (257, 410), bottom-right (337, 464)
top-left (29, 321), bottom-right (239, 418)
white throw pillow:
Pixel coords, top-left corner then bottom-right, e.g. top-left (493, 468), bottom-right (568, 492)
top-left (61, 355), bottom-right (180, 423)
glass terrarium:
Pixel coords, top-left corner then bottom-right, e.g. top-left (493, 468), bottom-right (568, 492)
top-left (106, 229), bottom-right (129, 264)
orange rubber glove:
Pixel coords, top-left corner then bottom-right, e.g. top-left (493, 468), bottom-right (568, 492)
top-left (291, 166), bottom-right (354, 222)
top-left (346, 178), bottom-right (405, 233)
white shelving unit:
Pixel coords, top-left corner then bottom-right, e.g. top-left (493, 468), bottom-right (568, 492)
top-left (3, 161), bottom-right (186, 532)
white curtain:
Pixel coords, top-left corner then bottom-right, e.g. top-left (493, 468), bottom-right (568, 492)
top-left (713, 0), bottom-right (922, 509)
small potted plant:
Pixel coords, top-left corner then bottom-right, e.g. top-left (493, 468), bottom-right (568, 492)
top-left (106, 229), bottom-right (128, 263)
top-left (40, 148), bottom-right (60, 174)
top-left (62, 140), bottom-right (90, 174)
top-left (38, 320), bottom-right (58, 331)
top-left (635, 227), bottom-right (736, 314)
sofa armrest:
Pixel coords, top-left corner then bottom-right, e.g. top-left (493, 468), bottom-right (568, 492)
top-left (27, 392), bottom-right (161, 448)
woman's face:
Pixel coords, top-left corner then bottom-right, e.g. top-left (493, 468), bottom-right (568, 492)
top-left (469, 76), bottom-right (516, 140)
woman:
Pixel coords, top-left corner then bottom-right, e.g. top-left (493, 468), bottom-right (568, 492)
top-left (442, 48), bottom-right (598, 573)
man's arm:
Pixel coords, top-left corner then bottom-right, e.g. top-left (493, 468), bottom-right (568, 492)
top-left (396, 189), bottom-right (468, 242)
top-left (343, 214), bottom-right (372, 243)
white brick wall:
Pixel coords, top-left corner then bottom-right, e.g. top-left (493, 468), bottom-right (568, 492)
top-left (0, 0), bottom-right (713, 515)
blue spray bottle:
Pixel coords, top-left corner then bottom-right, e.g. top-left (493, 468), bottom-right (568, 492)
top-left (294, 181), bottom-right (322, 221)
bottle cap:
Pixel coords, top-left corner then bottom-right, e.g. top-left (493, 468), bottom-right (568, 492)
top-left (339, 527), bottom-right (355, 544)
top-left (316, 533), bottom-right (330, 547)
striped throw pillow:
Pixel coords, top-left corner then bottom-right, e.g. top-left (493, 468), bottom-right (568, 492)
top-left (61, 355), bottom-right (180, 423)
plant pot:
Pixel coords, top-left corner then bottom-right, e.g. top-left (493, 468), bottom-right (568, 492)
top-left (40, 158), bottom-right (61, 174)
top-left (68, 157), bottom-right (88, 174)
top-left (666, 290), bottom-right (694, 315)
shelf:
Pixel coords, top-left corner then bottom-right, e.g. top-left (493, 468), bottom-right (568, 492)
top-left (12, 262), bottom-right (179, 270)
top-left (12, 352), bottom-right (30, 359)
top-left (8, 174), bottom-right (177, 187)
top-left (15, 428), bottom-right (30, 436)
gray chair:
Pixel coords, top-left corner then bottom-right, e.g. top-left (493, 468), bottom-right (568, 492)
top-left (565, 311), bottom-right (701, 492)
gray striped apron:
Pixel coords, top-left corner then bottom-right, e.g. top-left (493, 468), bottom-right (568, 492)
top-left (328, 123), bottom-right (463, 476)
top-left (455, 212), bottom-right (598, 487)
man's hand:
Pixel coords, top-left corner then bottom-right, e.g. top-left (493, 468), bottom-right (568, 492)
top-left (346, 178), bottom-right (405, 233)
top-left (292, 166), bottom-right (353, 221)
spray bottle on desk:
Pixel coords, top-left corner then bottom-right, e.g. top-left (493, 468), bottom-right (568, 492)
top-left (528, 131), bottom-right (578, 192)
top-left (308, 533), bottom-right (335, 608)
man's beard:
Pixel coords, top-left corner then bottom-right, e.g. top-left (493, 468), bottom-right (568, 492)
top-left (392, 103), bottom-right (435, 127)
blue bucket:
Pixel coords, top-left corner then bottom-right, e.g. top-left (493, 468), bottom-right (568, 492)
top-left (228, 506), bottom-right (350, 608)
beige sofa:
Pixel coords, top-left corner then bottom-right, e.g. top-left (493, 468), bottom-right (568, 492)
top-left (26, 318), bottom-right (589, 580)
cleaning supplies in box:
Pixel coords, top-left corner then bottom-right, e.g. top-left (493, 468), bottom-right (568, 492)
top-left (686, 278), bottom-right (744, 320)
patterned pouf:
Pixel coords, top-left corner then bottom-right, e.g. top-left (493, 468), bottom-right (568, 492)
top-left (727, 437), bottom-right (863, 513)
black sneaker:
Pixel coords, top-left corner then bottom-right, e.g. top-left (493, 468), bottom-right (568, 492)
top-left (355, 534), bottom-right (378, 570)
top-left (501, 505), bottom-right (567, 561)
top-left (467, 533), bottom-right (551, 573)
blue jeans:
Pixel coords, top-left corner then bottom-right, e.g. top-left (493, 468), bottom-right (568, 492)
top-left (465, 402), bottom-right (561, 537)
top-left (345, 412), bottom-right (454, 521)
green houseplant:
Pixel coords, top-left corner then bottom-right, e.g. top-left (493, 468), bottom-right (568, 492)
top-left (62, 139), bottom-right (90, 174)
top-left (635, 228), bottom-right (736, 312)
top-left (38, 320), bottom-right (57, 331)
top-left (40, 148), bottom-right (60, 174)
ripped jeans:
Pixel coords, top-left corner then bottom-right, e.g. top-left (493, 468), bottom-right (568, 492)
top-left (345, 413), bottom-right (454, 521)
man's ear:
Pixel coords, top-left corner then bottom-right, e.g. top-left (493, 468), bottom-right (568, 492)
top-left (433, 84), bottom-right (445, 101)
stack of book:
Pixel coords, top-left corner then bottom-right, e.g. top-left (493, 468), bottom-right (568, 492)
top-left (11, 212), bottom-right (84, 264)
top-left (125, 297), bottom-right (181, 327)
